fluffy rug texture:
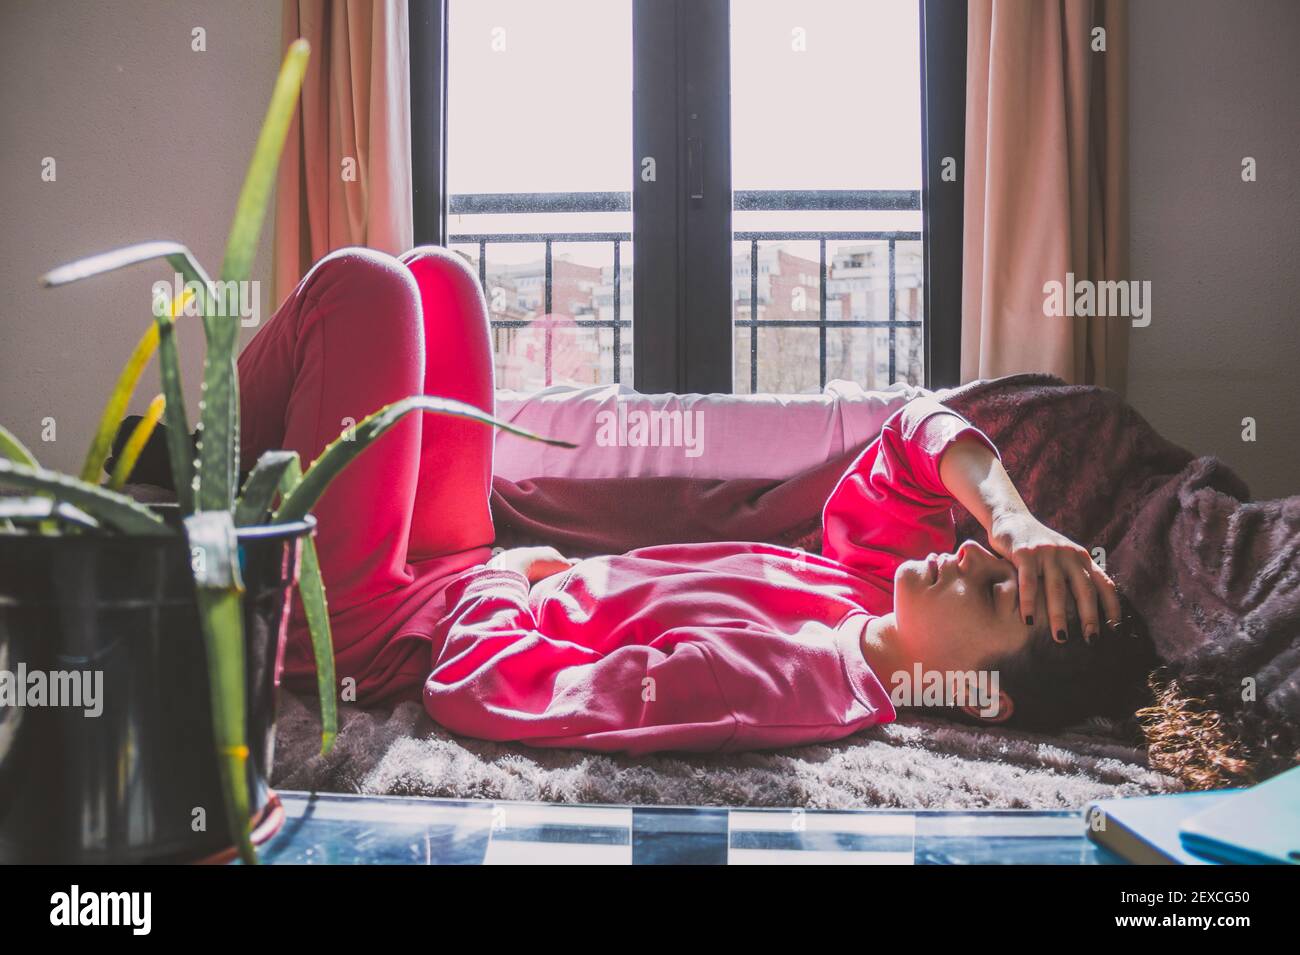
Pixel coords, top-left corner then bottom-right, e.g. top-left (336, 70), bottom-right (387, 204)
top-left (272, 691), bottom-right (1178, 809)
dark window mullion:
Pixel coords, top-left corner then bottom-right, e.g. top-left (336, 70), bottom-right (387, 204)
top-left (544, 238), bottom-right (553, 386)
top-left (750, 238), bottom-right (758, 392)
top-left (678, 0), bottom-right (732, 393)
top-left (920, 0), bottom-right (967, 388)
top-left (888, 238), bottom-right (898, 384)
top-left (409, 0), bottom-right (448, 247)
top-left (612, 239), bottom-right (622, 384)
top-left (632, 0), bottom-right (731, 394)
top-left (632, 0), bottom-right (681, 391)
top-left (819, 238), bottom-right (828, 389)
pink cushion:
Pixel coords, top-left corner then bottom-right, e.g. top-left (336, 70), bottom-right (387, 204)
top-left (492, 380), bottom-right (931, 481)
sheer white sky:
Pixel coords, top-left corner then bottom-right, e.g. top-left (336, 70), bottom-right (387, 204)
top-left (446, 0), bottom-right (921, 263)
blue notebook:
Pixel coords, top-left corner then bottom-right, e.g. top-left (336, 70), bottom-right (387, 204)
top-left (1180, 765), bottom-right (1300, 865)
top-left (1086, 791), bottom-right (1236, 864)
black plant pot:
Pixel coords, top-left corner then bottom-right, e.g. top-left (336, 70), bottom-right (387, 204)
top-left (0, 513), bottom-right (315, 863)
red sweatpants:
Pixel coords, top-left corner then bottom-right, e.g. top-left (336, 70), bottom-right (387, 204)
top-left (238, 246), bottom-right (496, 701)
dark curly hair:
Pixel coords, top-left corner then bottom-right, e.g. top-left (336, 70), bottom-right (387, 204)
top-left (1138, 646), bottom-right (1300, 790)
top-left (982, 589), bottom-right (1159, 731)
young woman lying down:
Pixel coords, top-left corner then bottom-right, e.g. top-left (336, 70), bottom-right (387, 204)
top-left (128, 247), bottom-right (1156, 754)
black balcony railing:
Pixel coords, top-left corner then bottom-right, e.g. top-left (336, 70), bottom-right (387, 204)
top-left (448, 190), bottom-right (922, 390)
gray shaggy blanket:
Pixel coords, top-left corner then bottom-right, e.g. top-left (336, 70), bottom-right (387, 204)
top-left (272, 692), bottom-right (1176, 809)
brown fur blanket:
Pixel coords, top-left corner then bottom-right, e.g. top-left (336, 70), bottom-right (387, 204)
top-left (944, 376), bottom-right (1299, 783)
top-left (493, 374), bottom-right (1300, 781)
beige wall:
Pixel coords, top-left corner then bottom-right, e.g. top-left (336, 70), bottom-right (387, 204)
top-left (3, 0), bottom-right (1296, 500)
top-left (1127, 0), bottom-right (1300, 500)
top-left (0, 0), bottom-right (281, 474)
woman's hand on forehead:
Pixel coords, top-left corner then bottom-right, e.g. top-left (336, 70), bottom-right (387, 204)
top-left (989, 511), bottom-right (1121, 642)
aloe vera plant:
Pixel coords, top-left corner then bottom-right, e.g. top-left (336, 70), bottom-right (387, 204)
top-left (1, 39), bottom-right (571, 864)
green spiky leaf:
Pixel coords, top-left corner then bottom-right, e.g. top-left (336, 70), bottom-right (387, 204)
top-left (39, 240), bottom-right (211, 485)
top-left (276, 456), bottom-right (336, 755)
top-left (274, 396), bottom-right (575, 526)
top-left (0, 423), bottom-right (51, 533)
top-left (234, 450), bottom-right (298, 526)
top-left (0, 460), bottom-right (170, 535)
top-left (221, 39), bottom-right (310, 286)
top-left (237, 451), bottom-right (337, 754)
top-left (40, 241), bottom-right (208, 290)
top-left (0, 497), bottom-right (100, 532)
top-left (154, 309), bottom-right (195, 513)
top-left (77, 323), bottom-right (162, 485)
top-left (107, 394), bottom-right (165, 490)
top-left (0, 424), bottom-right (39, 468)
top-left (197, 38), bottom-right (311, 518)
top-left (184, 511), bottom-right (254, 864)
top-left (295, 533), bottom-right (336, 755)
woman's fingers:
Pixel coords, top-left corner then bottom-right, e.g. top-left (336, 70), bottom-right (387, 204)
top-left (1090, 562), bottom-right (1124, 627)
top-left (1042, 557), bottom-right (1071, 643)
top-left (1008, 535), bottom-right (1123, 643)
top-left (1016, 552), bottom-right (1039, 626)
top-left (1065, 559), bottom-right (1101, 641)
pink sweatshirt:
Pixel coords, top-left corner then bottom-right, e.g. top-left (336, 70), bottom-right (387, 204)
top-left (423, 398), bottom-right (999, 754)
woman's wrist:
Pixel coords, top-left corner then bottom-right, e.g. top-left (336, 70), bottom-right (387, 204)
top-left (989, 497), bottom-right (1032, 529)
top-left (940, 437), bottom-right (1027, 534)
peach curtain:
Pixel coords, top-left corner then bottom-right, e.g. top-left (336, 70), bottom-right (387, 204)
top-left (961, 0), bottom-right (1129, 392)
top-left (274, 0), bottom-right (413, 305)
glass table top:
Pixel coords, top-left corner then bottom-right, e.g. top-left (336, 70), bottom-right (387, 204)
top-left (259, 791), bottom-right (1127, 865)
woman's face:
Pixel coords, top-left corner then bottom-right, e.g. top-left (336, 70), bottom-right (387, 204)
top-left (892, 540), bottom-right (1043, 673)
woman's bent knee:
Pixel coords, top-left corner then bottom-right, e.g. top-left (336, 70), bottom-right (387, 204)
top-left (401, 246), bottom-right (488, 310)
top-left (401, 245), bottom-right (480, 282)
top-left (301, 246), bottom-right (423, 342)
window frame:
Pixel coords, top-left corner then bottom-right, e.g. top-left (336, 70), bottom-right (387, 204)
top-left (919, 0), bottom-right (967, 388)
top-left (409, 0), bottom-right (964, 393)
top-left (632, 0), bottom-right (733, 393)
top-left (410, 0), bottom-right (448, 249)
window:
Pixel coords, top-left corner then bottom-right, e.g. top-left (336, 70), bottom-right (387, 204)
top-left (443, 0), bottom-right (633, 391)
top-left (731, 0), bottom-right (924, 394)
top-left (412, 0), bottom-right (964, 394)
